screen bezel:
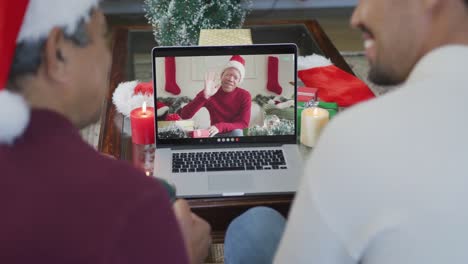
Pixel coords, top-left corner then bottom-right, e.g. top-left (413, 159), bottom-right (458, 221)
top-left (152, 44), bottom-right (298, 148)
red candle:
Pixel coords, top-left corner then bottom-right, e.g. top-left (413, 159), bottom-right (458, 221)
top-left (130, 102), bottom-right (155, 144)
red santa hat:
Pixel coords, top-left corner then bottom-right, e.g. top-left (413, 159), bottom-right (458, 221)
top-left (0, 0), bottom-right (100, 144)
top-left (113, 81), bottom-right (169, 117)
top-left (223, 55), bottom-right (246, 83)
top-left (297, 54), bottom-right (375, 107)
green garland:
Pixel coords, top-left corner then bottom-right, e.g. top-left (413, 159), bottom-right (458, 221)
top-left (248, 117), bottom-right (295, 136)
top-left (158, 124), bottom-right (188, 139)
top-left (144, 0), bottom-right (252, 46)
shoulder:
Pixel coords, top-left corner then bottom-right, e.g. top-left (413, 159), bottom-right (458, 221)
top-left (319, 86), bottom-right (410, 147)
top-left (305, 88), bottom-right (411, 202)
top-left (304, 87), bottom-right (413, 218)
top-left (235, 87), bottom-right (251, 100)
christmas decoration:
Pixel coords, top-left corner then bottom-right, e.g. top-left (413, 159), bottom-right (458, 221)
top-left (269, 120), bottom-right (295, 135)
top-left (143, 0), bottom-right (253, 46)
top-left (300, 107), bottom-right (329, 147)
top-left (264, 115), bottom-right (281, 129)
top-left (191, 129), bottom-right (210, 138)
top-left (134, 81), bottom-right (153, 96)
top-left (0, 0), bottom-right (99, 144)
top-left (252, 94), bottom-right (291, 108)
top-left (251, 94), bottom-right (295, 121)
top-left (113, 81), bottom-right (156, 117)
top-left (269, 99), bottom-right (294, 110)
top-left (158, 124), bottom-right (187, 139)
top-left (297, 86), bottom-right (318, 103)
top-left (157, 96), bottom-right (193, 114)
top-left (114, 81), bottom-right (185, 119)
top-left (297, 100), bottom-right (339, 135)
top-left (156, 101), bottom-right (169, 117)
top-left (164, 57), bottom-right (181, 95)
top-left (248, 118), bottom-right (295, 136)
top-left (298, 54), bottom-right (375, 107)
top-left (266, 56), bottom-right (283, 95)
top-left (158, 120), bottom-right (194, 131)
top-left (130, 104), bottom-right (155, 145)
top-left (264, 104), bottom-right (295, 121)
top-left (165, 113), bottom-right (181, 121)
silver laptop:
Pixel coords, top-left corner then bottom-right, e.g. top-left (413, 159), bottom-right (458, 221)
top-left (152, 44), bottom-right (302, 198)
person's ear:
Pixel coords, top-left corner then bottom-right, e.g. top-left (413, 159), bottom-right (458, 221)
top-left (42, 27), bottom-right (69, 84)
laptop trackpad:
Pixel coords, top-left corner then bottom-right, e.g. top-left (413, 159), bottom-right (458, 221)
top-left (208, 173), bottom-right (253, 192)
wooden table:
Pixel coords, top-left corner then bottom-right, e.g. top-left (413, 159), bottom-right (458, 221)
top-left (99, 20), bottom-right (353, 242)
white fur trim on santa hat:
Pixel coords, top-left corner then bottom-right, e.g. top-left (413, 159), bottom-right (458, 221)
top-left (112, 81), bottom-right (155, 117)
top-left (0, 90), bottom-right (30, 145)
top-left (17, 0), bottom-right (100, 43)
top-left (156, 103), bottom-right (169, 117)
top-left (298, 54), bottom-right (333, 71)
top-left (223, 60), bottom-right (245, 83)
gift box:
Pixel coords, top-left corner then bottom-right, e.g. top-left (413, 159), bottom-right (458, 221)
top-left (157, 120), bottom-right (195, 131)
top-left (191, 129), bottom-right (210, 138)
top-left (199, 29), bottom-right (253, 46)
top-left (297, 86), bottom-right (318, 103)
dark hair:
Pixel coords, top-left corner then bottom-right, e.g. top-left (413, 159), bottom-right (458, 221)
top-left (8, 11), bottom-right (93, 90)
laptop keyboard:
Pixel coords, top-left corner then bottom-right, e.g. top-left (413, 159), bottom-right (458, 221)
top-left (172, 149), bottom-right (287, 173)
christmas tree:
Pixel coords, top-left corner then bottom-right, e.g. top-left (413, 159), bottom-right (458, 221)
top-left (144, 0), bottom-right (252, 46)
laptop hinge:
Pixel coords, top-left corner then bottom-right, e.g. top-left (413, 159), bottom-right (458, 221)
top-left (170, 142), bottom-right (283, 150)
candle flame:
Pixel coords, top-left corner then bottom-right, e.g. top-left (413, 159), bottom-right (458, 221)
top-left (313, 107), bottom-right (319, 116)
top-left (142, 101), bottom-right (147, 113)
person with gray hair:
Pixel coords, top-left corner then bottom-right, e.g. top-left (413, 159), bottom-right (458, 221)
top-left (0, 1), bottom-right (211, 263)
top-left (223, 0), bottom-right (468, 263)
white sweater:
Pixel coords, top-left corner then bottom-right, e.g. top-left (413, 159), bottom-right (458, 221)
top-left (275, 45), bottom-right (468, 264)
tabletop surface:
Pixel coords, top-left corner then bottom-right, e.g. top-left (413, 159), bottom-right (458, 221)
top-left (99, 20), bottom-right (352, 241)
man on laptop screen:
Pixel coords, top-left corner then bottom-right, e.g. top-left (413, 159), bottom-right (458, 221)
top-left (179, 55), bottom-right (251, 137)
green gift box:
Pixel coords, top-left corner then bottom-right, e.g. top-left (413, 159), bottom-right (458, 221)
top-left (318, 101), bottom-right (338, 110)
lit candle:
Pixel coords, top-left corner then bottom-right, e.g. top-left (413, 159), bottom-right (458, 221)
top-left (130, 102), bottom-right (155, 145)
top-left (300, 107), bottom-right (329, 147)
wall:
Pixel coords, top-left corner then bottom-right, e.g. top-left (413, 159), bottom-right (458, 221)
top-left (155, 55), bottom-right (295, 100)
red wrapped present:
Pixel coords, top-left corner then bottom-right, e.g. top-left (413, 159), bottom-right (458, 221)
top-left (191, 129), bottom-right (210, 138)
top-left (297, 86), bottom-right (318, 103)
top-left (165, 113), bottom-right (181, 121)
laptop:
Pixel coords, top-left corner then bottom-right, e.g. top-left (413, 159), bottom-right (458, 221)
top-left (152, 44), bottom-right (302, 198)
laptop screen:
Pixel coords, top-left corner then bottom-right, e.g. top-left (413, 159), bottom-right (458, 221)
top-left (152, 44), bottom-right (297, 147)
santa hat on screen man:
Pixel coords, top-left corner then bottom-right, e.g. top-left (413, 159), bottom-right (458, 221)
top-left (223, 55), bottom-right (245, 83)
top-left (0, 0), bottom-right (100, 144)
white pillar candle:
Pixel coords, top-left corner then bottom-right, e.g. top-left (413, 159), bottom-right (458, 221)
top-left (300, 107), bottom-right (330, 147)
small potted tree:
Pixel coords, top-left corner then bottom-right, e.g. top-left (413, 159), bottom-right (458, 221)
top-left (144, 0), bottom-right (252, 46)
